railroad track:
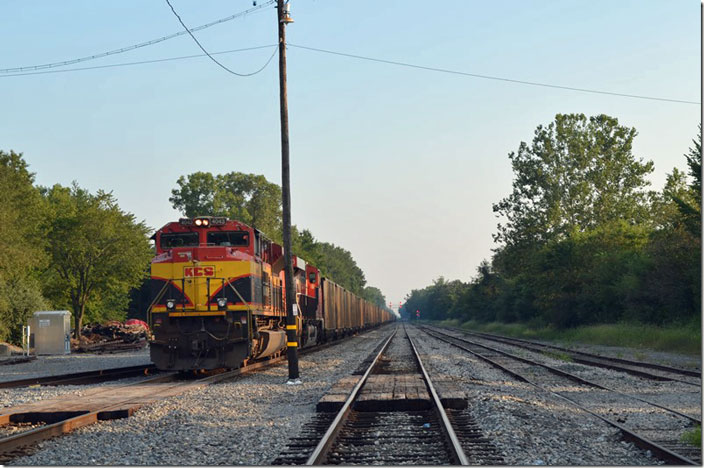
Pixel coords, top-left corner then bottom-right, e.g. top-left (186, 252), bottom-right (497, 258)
top-left (0, 364), bottom-right (159, 389)
top-left (0, 326), bottom-right (392, 464)
top-left (274, 325), bottom-right (503, 465)
top-left (421, 325), bottom-right (701, 465)
top-left (440, 325), bottom-right (700, 385)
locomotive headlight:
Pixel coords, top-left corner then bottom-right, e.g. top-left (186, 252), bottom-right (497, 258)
top-left (217, 297), bottom-right (227, 310)
top-left (194, 219), bottom-right (203, 226)
top-left (166, 299), bottom-right (176, 310)
top-left (202, 218), bottom-right (210, 227)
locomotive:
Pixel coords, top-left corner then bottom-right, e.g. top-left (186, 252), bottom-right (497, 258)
top-left (148, 216), bottom-right (393, 371)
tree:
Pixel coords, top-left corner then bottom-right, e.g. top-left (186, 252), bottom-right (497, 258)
top-left (493, 114), bottom-right (654, 248)
top-left (170, 171), bottom-right (282, 239)
top-left (170, 172), bottom-right (389, 301)
top-left (0, 151), bottom-right (50, 344)
top-left (316, 242), bottom-right (367, 294)
top-left (672, 125), bottom-right (702, 237)
top-left (362, 286), bottom-right (386, 308)
top-left (42, 184), bottom-right (153, 338)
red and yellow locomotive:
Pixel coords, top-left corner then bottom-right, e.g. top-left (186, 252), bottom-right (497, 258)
top-left (148, 216), bottom-right (393, 371)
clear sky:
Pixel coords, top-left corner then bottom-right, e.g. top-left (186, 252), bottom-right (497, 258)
top-left (1, 1), bottom-right (700, 308)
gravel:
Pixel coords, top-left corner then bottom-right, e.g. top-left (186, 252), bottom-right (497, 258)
top-left (9, 325), bottom-right (394, 466)
top-left (0, 349), bottom-right (152, 383)
top-left (0, 375), bottom-right (157, 410)
top-left (436, 327), bottom-right (702, 422)
top-left (407, 326), bottom-right (663, 465)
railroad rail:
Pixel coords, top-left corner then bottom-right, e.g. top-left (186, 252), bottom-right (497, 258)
top-left (292, 324), bottom-right (502, 465)
top-left (0, 364), bottom-right (159, 389)
top-left (307, 326), bottom-right (467, 465)
top-left (441, 325), bottom-right (700, 385)
top-left (421, 325), bottom-right (701, 465)
top-left (0, 326), bottom-right (391, 464)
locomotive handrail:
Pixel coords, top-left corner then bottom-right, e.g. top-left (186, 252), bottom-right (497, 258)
top-left (146, 281), bottom-right (169, 330)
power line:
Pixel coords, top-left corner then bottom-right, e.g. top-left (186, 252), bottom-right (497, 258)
top-left (165, 0), bottom-right (274, 77)
top-left (0, 1), bottom-right (275, 74)
top-left (288, 43), bottom-right (700, 106)
top-left (0, 45), bottom-right (277, 78)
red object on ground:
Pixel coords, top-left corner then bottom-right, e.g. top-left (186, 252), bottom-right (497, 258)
top-left (125, 319), bottom-right (149, 331)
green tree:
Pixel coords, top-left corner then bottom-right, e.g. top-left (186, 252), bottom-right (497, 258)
top-left (0, 151), bottom-right (50, 344)
top-left (362, 286), bottom-right (386, 308)
top-left (672, 125), bottom-right (702, 237)
top-left (42, 184), bottom-right (153, 338)
top-left (493, 113), bottom-right (654, 248)
top-left (170, 171), bottom-right (282, 239)
top-left (170, 172), bottom-right (386, 300)
top-left (315, 242), bottom-right (367, 294)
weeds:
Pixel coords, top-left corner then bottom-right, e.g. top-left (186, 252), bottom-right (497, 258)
top-left (541, 350), bottom-right (573, 362)
top-left (450, 320), bottom-right (700, 355)
top-left (681, 426), bottom-right (701, 447)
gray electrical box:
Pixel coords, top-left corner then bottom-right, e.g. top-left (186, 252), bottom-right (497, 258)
top-left (29, 311), bottom-right (72, 355)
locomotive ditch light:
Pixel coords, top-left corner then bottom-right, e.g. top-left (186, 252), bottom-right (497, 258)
top-left (217, 297), bottom-right (227, 310)
top-left (166, 299), bottom-right (176, 310)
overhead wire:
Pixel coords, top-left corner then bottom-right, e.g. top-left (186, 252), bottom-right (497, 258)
top-left (0, 45), bottom-right (277, 78)
top-left (165, 0), bottom-right (276, 77)
top-left (0, 0), bottom-right (275, 74)
top-left (288, 44), bottom-right (700, 106)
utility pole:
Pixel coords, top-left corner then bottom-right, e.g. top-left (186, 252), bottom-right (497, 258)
top-left (277, 0), bottom-right (300, 384)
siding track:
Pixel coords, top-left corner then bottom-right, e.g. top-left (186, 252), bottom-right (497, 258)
top-left (421, 325), bottom-right (701, 465)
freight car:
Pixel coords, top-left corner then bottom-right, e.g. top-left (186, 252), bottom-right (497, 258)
top-left (147, 216), bottom-right (393, 371)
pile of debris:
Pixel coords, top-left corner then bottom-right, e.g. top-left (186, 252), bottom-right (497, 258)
top-left (73, 319), bottom-right (150, 354)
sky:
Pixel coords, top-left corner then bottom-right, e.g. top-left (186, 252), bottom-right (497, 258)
top-left (1, 0), bottom-right (701, 309)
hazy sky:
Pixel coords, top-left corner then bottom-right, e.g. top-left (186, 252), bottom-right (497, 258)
top-left (1, 1), bottom-right (700, 308)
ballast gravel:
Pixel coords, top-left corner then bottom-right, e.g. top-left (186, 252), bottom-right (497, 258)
top-left (0, 375), bottom-right (158, 409)
top-left (10, 326), bottom-right (393, 466)
top-left (0, 349), bottom-right (151, 383)
top-left (439, 328), bottom-right (702, 422)
top-left (407, 326), bottom-right (662, 465)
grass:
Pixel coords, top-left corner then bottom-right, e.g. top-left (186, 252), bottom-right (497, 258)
top-left (438, 319), bottom-right (701, 356)
top-left (541, 350), bottom-right (573, 362)
top-left (681, 426), bottom-right (701, 447)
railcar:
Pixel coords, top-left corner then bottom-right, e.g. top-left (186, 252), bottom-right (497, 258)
top-left (148, 216), bottom-right (393, 371)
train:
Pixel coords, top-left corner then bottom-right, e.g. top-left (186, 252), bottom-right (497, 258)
top-left (147, 216), bottom-right (394, 371)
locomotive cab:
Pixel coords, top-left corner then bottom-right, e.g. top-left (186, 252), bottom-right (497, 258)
top-left (149, 217), bottom-right (286, 371)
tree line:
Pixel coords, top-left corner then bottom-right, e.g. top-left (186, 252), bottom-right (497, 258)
top-left (169, 171), bottom-right (388, 307)
top-left (404, 114), bottom-right (701, 329)
top-left (0, 151), bottom-right (152, 342)
top-left (0, 155), bottom-right (388, 345)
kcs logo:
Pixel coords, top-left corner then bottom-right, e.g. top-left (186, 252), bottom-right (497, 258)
top-left (184, 266), bottom-right (215, 277)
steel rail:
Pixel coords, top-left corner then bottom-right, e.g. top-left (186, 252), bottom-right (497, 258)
top-left (407, 328), bottom-right (469, 465)
top-left (0, 325), bottom-right (393, 462)
top-left (420, 326), bottom-right (699, 466)
top-left (423, 327), bottom-right (701, 425)
top-left (0, 372), bottom-right (177, 458)
top-left (305, 328), bottom-right (397, 465)
top-left (0, 364), bottom-right (159, 389)
top-left (449, 326), bottom-right (701, 379)
top-left (0, 358), bottom-right (283, 459)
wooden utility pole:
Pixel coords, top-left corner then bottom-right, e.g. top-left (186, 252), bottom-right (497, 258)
top-left (277, 0), bottom-right (299, 383)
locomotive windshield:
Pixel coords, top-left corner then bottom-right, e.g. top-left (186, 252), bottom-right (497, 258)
top-left (207, 231), bottom-right (249, 247)
top-left (160, 232), bottom-right (199, 249)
